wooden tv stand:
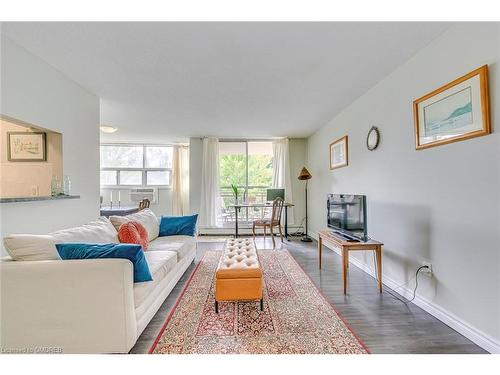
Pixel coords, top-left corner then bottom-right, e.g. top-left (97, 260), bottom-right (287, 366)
top-left (318, 229), bottom-right (383, 294)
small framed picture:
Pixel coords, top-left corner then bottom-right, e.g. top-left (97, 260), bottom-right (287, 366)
top-left (329, 135), bottom-right (348, 170)
top-left (7, 132), bottom-right (47, 161)
top-left (413, 65), bottom-right (490, 150)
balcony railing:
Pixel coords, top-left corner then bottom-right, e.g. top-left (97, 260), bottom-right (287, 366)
top-left (219, 186), bottom-right (272, 227)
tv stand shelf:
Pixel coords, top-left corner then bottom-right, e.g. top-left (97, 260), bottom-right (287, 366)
top-left (331, 230), bottom-right (361, 242)
top-left (318, 229), bottom-right (383, 295)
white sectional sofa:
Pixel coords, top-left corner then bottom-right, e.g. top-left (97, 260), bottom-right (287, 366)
top-left (0, 209), bottom-right (196, 353)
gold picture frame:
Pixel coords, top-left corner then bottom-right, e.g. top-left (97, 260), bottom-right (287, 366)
top-left (329, 135), bottom-right (348, 170)
top-left (413, 65), bottom-right (490, 150)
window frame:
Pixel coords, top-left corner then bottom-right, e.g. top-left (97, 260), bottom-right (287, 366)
top-left (218, 139), bottom-right (274, 191)
top-left (100, 143), bottom-right (173, 188)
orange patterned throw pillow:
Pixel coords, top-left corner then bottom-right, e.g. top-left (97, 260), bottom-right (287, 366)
top-left (118, 221), bottom-right (149, 250)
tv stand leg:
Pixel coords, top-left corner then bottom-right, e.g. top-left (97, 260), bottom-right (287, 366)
top-left (375, 246), bottom-right (383, 293)
top-left (318, 236), bottom-right (323, 269)
top-left (342, 247), bottom-right (348, 295)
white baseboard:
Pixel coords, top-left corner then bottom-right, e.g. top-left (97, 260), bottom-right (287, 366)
top-left (200, 226), bottom-right (302, 236)
top-left (309, 230), bottom-right (500, 354)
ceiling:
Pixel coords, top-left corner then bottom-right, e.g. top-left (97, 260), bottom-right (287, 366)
top-left (2, 22), bottom-right (450, 143)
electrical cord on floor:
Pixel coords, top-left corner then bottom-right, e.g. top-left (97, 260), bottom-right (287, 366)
top-left (372, 251), bottom-right (429, 305)
top-left (289, 217), bottom-right (306, 237)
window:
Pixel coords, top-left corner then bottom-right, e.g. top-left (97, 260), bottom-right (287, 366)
top-left (147, 171), bottom-right (170, 185)
top-left (219, 140), bottom-right (273, 225)
top-left (120, 170), bottom-right (143, 185)
top-left (100, 144), bottom-right (173, 187)
top-left (100, 170), bottom-right (117, 185)
top-left (101, 145), bottom-right (143, 168)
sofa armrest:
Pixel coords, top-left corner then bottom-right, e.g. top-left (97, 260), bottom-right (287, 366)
top-left (0, 259), bottom-right (137, 353)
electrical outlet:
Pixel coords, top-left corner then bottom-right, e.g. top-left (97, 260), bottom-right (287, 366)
top-left (421, 262), bottom-right (433, 277)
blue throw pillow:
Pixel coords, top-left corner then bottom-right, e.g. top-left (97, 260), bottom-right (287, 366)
top-left (159, 214), bottom-right (198, 237)
top-left (55, 243), bottom-right (153, 283)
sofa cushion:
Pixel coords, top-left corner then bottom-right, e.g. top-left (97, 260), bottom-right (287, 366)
top-left (147, 235), bottom-right (195, 261)
top-left (55, 243), bottom-right (153, 283)
top-left (159, 214), bottom-right (198, 237)
top-left (110, 209), bottom-right (159, 242)
top-left (118, 221), bottom-right (149, 250)
top-left (50, 217), bottom-right (118, 244)
top-left (3, 234), bottom-right (61, 261)
top-left (134, 250), bottom-right (177, 307)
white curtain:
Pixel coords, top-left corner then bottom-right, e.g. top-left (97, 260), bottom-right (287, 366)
top-left (199, 137), bottom-right (221, 227)
top-left (272, 138), bottom-right (294, 224)
top-left (171, 145), bottom-right (189, 216)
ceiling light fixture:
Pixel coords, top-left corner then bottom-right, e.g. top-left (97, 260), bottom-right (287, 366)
top-left (100, 125), bottom-right (118, 133)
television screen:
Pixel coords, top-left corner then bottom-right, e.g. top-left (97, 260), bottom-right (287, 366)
top-left (327, 194), bottom-right (367, 241)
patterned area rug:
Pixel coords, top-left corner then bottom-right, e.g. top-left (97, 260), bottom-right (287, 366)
top-left (150, 250), bottom-right (368, 354)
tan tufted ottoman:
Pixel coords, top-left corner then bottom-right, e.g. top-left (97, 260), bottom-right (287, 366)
top-left (215, 238), bottom-right (263, 313)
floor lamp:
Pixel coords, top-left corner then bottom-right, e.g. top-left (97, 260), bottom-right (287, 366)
top-left (298, 167), bottom-right (312, 242)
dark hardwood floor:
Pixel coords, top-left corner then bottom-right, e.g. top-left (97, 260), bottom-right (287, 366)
top-left (130, 236), bottom-right (487, 354)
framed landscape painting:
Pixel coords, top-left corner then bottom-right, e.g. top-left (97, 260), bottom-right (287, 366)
top-left (413, 65), bottom-right (490, 150)
top-left (7, 132), bottom-right (47, 161)
top-left (329, 135), bottom-right (348, 170)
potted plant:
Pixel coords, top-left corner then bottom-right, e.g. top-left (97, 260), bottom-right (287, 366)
top-left (230, 183), bottom-right (239, 204)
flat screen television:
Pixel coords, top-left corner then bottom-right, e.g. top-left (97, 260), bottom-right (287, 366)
top-left (327, 194), bottom-right (368, 242)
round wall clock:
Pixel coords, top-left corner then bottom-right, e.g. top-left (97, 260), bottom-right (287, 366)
top-left (366, 126), bottom-right (380, 151)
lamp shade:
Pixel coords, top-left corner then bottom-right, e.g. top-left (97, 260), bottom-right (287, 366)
top-left (298, 167), bottom-right (312, 180)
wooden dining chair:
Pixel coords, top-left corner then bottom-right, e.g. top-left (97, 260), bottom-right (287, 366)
top-left (138, 198), bottom-right (150, 210)
top-left (252, 197), bottom-right (284, 249)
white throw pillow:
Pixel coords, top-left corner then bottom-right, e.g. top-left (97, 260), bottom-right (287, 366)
top-left (50, 217), bottom-right (119, 244)
top-left (3, 234), bottom-right (61, 261)
top-left (109, 209), bottom-right (159, 242)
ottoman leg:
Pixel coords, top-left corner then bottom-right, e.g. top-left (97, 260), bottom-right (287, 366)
top-left (215, 300), bottom-right (219, 314)
top-left (260, 298), bottom-right (264, 311)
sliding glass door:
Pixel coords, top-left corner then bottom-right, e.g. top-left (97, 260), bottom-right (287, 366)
top-left (218, 140), bottom-right (273, 226)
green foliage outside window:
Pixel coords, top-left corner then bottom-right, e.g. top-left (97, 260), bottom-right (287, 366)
top-left (219, 155), bottom-right (273, 188)
top-left (219, 154), bottom-right (273, 214)
top-left (220, 155), bottom-right (247, 187)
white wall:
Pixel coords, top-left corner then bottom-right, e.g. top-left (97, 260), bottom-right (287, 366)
top-left (189, 137), bottom-right (307, 232)
top-left (0, 36), bottom-right (100, 253)
top-left (307, 23), bottom-right (500, 352)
